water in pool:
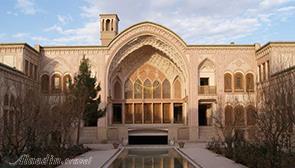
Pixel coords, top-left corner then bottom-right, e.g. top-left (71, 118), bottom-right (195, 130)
top-left (109, 148), bottom-right (195, 168)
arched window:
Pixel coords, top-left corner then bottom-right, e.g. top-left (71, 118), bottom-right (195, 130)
top-left (162, 79), bottom-right (171, 99)
top-left (234, 105), bottom-right (245, 126)
top-left (9, 96), bottom-right (16, 132)
top-left (224, 73), bottom-right (232, 92)
top-left (153, 80), bottom-right (161, 99)
top-left (41, 74), bottom-right (49, 93)
top-left (246, 105), bottom-right (256, 125)
top-left (113, 81), bottom-right (122, 99)
top-left (4, 94), bottom-right (9, 106)
top-left (224, 105), bottom-right (233, 126)
top-left (144, 79), bottom-right (152, 99)
top-left (106, 19), bottom-right (110, 31)
top-left (234, 72), bottom-right (244, 92)
top-left (246, 73), bottom-right (254, 92)
top-left (173, 78), bottom-right (182, 98)
top-left (134, 79), bottom-right (142, 99)
top-left (63, 74), bottom-right (71, 93)
top-left (124, 80), bottom-right (133, 99)
top-left (51, 74), bottom-right (62, 93)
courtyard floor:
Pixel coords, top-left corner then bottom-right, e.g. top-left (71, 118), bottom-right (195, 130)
top-left (57, 143), bottom-right (247, 168)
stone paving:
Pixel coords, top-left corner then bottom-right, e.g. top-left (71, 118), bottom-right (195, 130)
top-left (179, 143), bottom-right (247, 168)
top-left (57, 144), bottom-right (119, 168)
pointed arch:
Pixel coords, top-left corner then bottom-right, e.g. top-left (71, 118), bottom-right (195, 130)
top-left (162, 79), bottom-right (171, 99)
top-left (113, 78), bottom-right (122, 99)
top-left (124, 79), bottom-right (133, 99)
top-left (173, 77), bottom-right (182, 98)
top-left (153, 80), bottom-right (161, 99)
top-left (134, 79), bottom-right (143, 99)
top-left (144, 79), bottom-right (152, 99)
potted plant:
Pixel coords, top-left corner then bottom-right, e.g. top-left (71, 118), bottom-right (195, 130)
top-left (178, 141), bottom-right (185, 148)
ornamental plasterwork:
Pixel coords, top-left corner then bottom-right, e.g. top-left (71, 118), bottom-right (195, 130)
top-left (111, 46), bottom-right (183, 84)
top-left (108, 35), bottom-right (187, 81)
top-left (109, 23), bottom-right (186, 54)
top-left (226, 58), bottom-right (251, 72)
top-left (41, 48), bottom-right (106, 56)
top-left (0, 46), bottom-right (23, 53)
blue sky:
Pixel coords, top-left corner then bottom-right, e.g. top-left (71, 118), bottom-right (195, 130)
top-left (0, 0), bottom-right (295, 46)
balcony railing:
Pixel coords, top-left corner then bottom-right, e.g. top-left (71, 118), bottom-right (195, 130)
top-left (199, 86), bottom-right (216, 95)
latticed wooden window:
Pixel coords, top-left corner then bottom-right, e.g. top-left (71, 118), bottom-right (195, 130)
top-left (125, 103), bottom-right (133, 124)
top-left (234, 105), bottom-right (245, 126)
top-left (41, 74), bottom-right (49, 93)
top-left (234, 72), bottom-right (244, 92)
top-left (134, 103), bottom-right (142, 124)
top-left (225, 105), bottom-right (233, 126)
top-left (144, 103), bottom-right (152, 123)
top-left (246, 105), bottom-right (256, 125)
top-left (173, 79), bottom-right (181, 98)
top-left (162, 79), bottom-right (171, 99)
top-left (163, 103), bottom-right (171, 123)
top-left (153, 103), bottom-right (161, 123)
top-left (134, 79), bottom-right (142, 99)
top-left (224, 73), bottom-right (232, 92)
top-left (144, 79), bottom-right (152, 99)
top-left (124, 79), bottom-right (133, 99)
top-left (51, 74), bottom-right (62, 93)
top-left (153, 80), bottom-right (161, 98)
top-left (113, 81), bottom-right (122, 99)
top-left (246, 73), bottom-right (254, 92)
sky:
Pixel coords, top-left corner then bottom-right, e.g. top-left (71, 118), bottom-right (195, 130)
top-left (0, 0), bottom-right (295, 46)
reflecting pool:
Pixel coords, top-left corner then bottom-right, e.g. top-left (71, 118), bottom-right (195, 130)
top-left (109, 148), bottom-right (195, 168)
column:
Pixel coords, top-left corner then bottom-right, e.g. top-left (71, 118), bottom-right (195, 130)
top-left (265, 61), bottom-right (269, 80)
top-left (257, 65), bottom-right (260, 83)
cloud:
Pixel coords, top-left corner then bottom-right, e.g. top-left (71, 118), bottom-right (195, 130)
top-left (43, 21), bottom-right (98, 45)
top-left (16, 0), bottom-right (37, 15)
top-left (57, 15), bottom-right (73, 25)
top-left (259, 0), bottom-right (289, 8)
top-left (12, 32), bottom-right (30, 38)
top-left (36, 0), bottom-right (295, 45)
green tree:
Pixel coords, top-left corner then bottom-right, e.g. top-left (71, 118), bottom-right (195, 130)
top-left (71, 57), bottom-right (105, 128)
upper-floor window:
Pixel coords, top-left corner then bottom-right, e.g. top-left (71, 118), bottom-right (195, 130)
top-left (134, 79), bottom-right (142, 99)
top-left (41, 74), bottom-right (50, 93)
top-left (234, 72), bottom-right (244, 92)
top-left (29, 62), bottom-right (33, 78)
top-left (162, 79), bottom-right (171, 99)
top-left (113, 80), bottom-right (122, 99)
top-left (51, 74), bottom-right (62, 93)
top-left (124, 80), bottom-right (133, 99)
top-left (63, 74), bottom-right (71, 93)
top-left (144, 79), bottom-right (152, 99)
top-left (153, 80), bottom-right (161, 99)
top-left (224, 73), bottom-right (232, 92)
top-left (25, 60), bottom-right (29, 76)
top-left (173, 78), bottom-right (182, 99)
top-left (246, 73), bottom-right (254, 92)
